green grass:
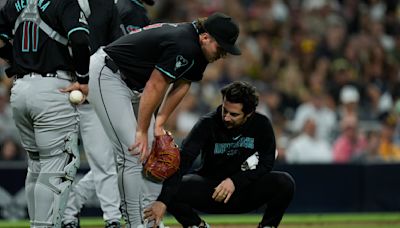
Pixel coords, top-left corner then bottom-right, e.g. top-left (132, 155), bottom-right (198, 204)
top-left (1, 213), bottom-right (400, 227)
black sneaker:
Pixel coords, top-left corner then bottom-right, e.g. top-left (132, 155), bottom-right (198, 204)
top-left (62, 221), bottom-right (80, 228)
top-left (105, 221), bottom-right (121, 228)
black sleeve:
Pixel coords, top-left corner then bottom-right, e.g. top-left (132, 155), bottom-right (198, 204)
top-left (0, 2), bottom-right (13, 62)
top-left (230, 118), bottom-right (276, 192)
top-left (157, 118), bottom-right (210, 205)
top-left (0, 2), bottom-right (12, 38)
top-left (69, 31), bottom-right (90, 84)
top-left (108, 3), bottom-right (123, 43)
top-left (62, 0), bottom-right (90, 83)
top-left (0, 37), bottom-right (12, 62)
top-left (155, 41), bottom-right (195, 81)
top-left (0, 1), bottom-right (13, 65)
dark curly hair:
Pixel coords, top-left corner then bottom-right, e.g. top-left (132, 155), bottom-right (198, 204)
top-left (221, 81), bottom-right (259, 115)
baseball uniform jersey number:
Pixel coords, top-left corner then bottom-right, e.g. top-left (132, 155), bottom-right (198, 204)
top-left (21, 22), bottom-right (39, 52)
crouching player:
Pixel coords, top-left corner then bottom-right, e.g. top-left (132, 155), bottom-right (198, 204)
top-left (144, 81), bottom-right (295, 228)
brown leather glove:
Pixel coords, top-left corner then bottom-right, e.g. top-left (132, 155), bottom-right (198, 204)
top-left (142, 131), bottom-right (180, 183)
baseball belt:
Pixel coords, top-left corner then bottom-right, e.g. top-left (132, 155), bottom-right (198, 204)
top-left (104, 56), bottom-right (142, 92)
top-left (17, 70), bottom-right (73, 81)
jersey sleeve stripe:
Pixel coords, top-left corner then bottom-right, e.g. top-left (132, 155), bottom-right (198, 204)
top-left (67, 27), bottom-right (89, 38)
top-left (155, 66), bottom-right (177, 79)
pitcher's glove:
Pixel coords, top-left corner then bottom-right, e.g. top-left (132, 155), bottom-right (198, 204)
top-left (143, 131), bottom-right (180, 183)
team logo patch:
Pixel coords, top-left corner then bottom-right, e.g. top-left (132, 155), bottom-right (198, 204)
top-left (174, 55), bottom-right (188, 71)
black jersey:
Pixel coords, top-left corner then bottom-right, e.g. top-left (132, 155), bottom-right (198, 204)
top-left (194, 107), bottom-right (276, 180)
top-left (158, 106), bottom-right (277, 204)
top-left (104, 22), bottom-right (208, 90)
top-left (0, 0), bottom-right (89, 75)
top-left (116, 0), bottom-right (150, 34)
top-left (87, 0), bottom-right (122, 54)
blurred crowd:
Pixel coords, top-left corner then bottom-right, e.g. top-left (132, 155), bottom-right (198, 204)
top-left (2, 0), bottom-right (400, 164)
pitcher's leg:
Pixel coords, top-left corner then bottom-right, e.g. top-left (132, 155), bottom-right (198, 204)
top-left (89, 64), bottom-right (144, 227)
top-left (78, 104), bottom-right (121, 222)
top-left (118, 159), bottom-right (143, 227)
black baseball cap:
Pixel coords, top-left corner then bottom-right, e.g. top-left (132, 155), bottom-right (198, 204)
top-left (204, 12), bottom-right (241, 55)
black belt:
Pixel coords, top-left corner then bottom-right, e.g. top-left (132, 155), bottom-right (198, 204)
top-left (104, 56), bottom-right (142, 92)
top-left (105, 56), bottom-right (119, 73)
top-left (17, 72), bottom-right (58, 78)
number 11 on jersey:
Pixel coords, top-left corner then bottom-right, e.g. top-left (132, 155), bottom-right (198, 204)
top-left (21, 21), bottom-right (39, 52)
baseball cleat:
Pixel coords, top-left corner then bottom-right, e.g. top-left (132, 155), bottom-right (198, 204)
top-left (105, 221), bottom-right (121, 228)
top-left (62, 221), bottom-right (80, 228)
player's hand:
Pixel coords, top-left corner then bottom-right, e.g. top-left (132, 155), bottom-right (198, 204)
top-left (60, 82), bottom-right (89, 96)
top-left (143, 201), bottom-right (167, 228)
top-left (60, 82), bottom-right (88, 104)
top-left (78, 84), bottom-right (89, 96)
top-left (212, 178), bottom-right (235, 203)
top-left (129, 131), bottom-right (150, 163)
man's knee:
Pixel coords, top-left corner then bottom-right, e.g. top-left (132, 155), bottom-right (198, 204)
top-left (274, 171), bottom-right (296, 197)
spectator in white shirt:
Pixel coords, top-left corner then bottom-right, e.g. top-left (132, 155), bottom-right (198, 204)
top-left (291, 91), bottom-right (337, 142)
top-left (286, 117), bottom-right (333, 163)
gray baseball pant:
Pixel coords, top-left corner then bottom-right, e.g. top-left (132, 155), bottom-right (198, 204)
top-left (63, 103), bottom-right (121, 224)
top-left (87, 48), bottom-right (162, 228)
top-left (10, 74), bottom-right (79, 228)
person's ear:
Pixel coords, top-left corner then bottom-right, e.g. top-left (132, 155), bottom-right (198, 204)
top-left (200, 33), bottom-right (212, 42)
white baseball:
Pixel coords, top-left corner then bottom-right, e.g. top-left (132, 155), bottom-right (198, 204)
top-left (69, 90), bottom-right (84, 104)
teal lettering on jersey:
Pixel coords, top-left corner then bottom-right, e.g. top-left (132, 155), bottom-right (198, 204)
top-left (214, 137), bottom-right (254, 155)
top-left (15, 0), bottom-right (51, 12)
top-left (15, 1), bottom-right (22, 11)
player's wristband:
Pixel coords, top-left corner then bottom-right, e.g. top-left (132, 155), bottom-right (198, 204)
top-left (0, 33), bottom-right (10, 42)
top-left (75, 72), bottom-right (89, 84)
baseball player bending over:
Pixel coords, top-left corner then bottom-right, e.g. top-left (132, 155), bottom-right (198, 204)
top-left (145, 82), bottom-right (296, 228)
top-left (87, 12), bottom-right (241, 228)
top-left (0, 0), bottom-right (90, 227)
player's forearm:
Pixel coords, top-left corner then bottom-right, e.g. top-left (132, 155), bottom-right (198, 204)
top-left (155, 80), bottom-right (191, 129)
top-left (137, 70), bottom-right (170, 133)
top-left (69, 31), bottom-right (90, 84)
